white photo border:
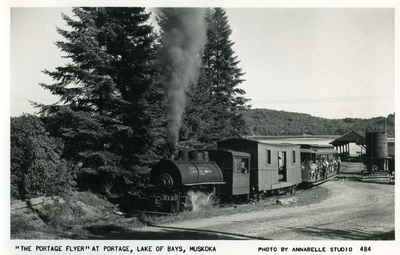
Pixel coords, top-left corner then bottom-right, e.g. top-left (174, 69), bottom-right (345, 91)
top-left (2, 0), bottom-right (399, 254)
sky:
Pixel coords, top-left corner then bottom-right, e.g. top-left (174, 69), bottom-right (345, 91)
top-left (10, 7), bottom-right (395, 119)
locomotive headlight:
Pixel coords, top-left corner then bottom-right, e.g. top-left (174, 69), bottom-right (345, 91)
top-left (159, 173), bottom-right (175, 188)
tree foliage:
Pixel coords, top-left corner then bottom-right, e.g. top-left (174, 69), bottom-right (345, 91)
top-left (182, 8), bottom-right (249, 146)
top-left (244, 109), bottom-right (395, 137)
top-left (11, 115), bottom-right (74, 199)
top-left (37, 8), bottom-right (161, 192)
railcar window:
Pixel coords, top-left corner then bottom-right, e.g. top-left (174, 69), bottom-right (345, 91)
top-left (236, 157), bottom-right (249, 174)
top-left (267, 150), bottom-right (271, 164)
top-left (240, 158), bottom-right (249, 174)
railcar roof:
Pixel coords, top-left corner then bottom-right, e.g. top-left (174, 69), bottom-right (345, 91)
top-left (300, 144), bottom-right (335, 149)
top-left (300, 148), bottom-right (337, 154)
top-left (219, 137), bottom-right (301, 147)
top-left (205, 149), bottom-right (251, 157)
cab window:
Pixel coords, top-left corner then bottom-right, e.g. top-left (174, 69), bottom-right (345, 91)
top-left (236, 157), bottom-right (249, 174)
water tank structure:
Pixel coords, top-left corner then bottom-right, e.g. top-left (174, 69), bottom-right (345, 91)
top-left (365, 131), bottom-right (389, 171)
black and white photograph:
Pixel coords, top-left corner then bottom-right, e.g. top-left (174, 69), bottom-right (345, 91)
top-left (7, 3), bottom-right (396, 245)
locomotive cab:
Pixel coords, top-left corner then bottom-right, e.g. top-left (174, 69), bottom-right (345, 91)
top-left (205, 150), bottom-right (251, 201)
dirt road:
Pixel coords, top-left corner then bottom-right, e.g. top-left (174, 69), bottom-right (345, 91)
top-left (143, 179), bottom-right (394, 240)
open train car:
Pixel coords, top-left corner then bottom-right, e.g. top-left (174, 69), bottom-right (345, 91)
top-left (300, 144), bottom-right (339, 186)
top-left (217, 138), bottom-right (302, 194)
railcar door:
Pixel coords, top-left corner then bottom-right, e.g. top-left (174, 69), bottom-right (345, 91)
top-left (278, 151), bottom-right (287, 182)
top-left (232, 156), bottom-right (250, 195)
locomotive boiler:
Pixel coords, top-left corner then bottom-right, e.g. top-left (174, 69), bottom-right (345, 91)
top-left (145, 150), bottom-right (225, 212)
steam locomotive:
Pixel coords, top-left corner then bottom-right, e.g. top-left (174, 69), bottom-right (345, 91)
top-left (129, 138), bottom-right (340, 213)
top-left (149, 150), bottom-right (225, 212)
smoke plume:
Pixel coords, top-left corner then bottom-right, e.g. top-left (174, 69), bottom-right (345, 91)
top-left (158, 8), bottom-right (208, 148)
top-left (186, 191), bottom-right (215, 212)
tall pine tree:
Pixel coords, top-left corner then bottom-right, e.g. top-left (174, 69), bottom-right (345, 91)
top-left (184, 8), bottom-right (249, 146)
top-left (37, 8), bottom-right (159, 192)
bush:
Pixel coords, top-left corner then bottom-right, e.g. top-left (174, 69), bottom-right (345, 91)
top-left (11, 114), bottom-right (75, 199)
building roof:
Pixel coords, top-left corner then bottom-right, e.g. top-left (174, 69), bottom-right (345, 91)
top-left (330, 130), bottom-right (365, 146)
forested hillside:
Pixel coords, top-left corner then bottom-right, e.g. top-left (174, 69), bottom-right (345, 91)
top-left (244, 109), bottom-right (395, 137)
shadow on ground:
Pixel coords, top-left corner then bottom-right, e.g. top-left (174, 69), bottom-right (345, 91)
top-left (287, 226), bottom-right (394, 240)
top-left (76, 224), bottom-right (266, 240)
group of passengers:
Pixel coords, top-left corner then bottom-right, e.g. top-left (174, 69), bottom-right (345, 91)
top-left (301, 156), bottom-right (341, 181)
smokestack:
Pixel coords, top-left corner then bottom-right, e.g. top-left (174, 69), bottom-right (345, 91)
top-left (158, 8), bottom-right (208, 150)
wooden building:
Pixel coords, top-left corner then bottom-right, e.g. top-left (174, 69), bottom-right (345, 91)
top-left (330, 130), bottom-right (365, 157)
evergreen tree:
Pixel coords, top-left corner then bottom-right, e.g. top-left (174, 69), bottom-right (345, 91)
top-left (37, 8), bottom-right (159, 191)
top-left (184, 8), bottom-right (249, 145)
